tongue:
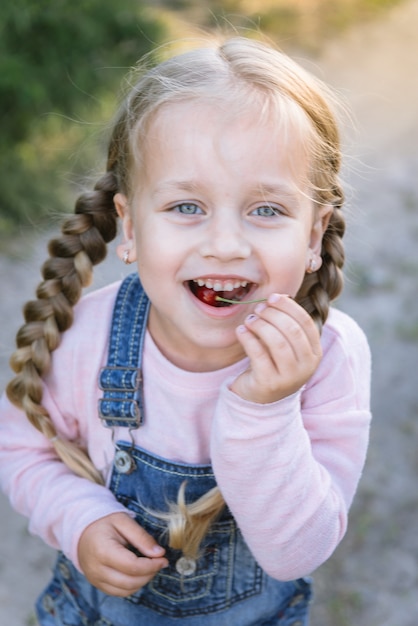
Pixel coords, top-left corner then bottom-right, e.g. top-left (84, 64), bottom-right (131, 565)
top-left (191, 283), bottom-right (250, 307)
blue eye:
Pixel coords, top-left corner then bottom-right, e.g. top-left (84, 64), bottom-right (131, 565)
top-left (174, 203), bottom-right (202, 215)
top-left (252, 205), bottom-right (282, 217)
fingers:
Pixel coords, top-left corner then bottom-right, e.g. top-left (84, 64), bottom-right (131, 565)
top-left (232, 294), bottom-right (322, 403)
top-left (252, 293), bottom-right (322, 359)
top-left (241, 293), bottom-right (321, 357)
top-left (113, 513), bottom-right (166, 561)
top-left (78, 513), bottom-right (168, 597)
top-left (94, 553), bottom-right (168, 597)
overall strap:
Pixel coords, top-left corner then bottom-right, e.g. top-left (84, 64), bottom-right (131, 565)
top-left (98, 273), bottom-right (149, 430)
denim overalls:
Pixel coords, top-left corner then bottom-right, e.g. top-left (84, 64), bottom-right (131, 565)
top-left (36, 274), bottom-right (312, 626)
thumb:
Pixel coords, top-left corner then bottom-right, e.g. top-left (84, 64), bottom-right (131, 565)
top-left (114, 513), bottom-right (166, 558)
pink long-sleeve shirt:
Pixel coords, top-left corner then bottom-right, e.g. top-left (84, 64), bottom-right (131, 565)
top-left (0, 280), bottom-right (371, 580)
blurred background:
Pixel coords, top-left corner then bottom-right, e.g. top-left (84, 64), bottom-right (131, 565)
top-left (1, 1), bottom-right (418, 625)
top-left (0, 0), bottom-right (407, 238)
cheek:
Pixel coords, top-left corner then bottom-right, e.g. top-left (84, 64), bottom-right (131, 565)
top-left (266, 244), bottom-right (309, 293)
top-left (267, 232), bottom-right (309, 264)
top-left (133, 218), bottom-right (157, 261)
top-left (134, 232), bottom-right (178, 295)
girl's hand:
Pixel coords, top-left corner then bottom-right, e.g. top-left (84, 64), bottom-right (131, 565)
top-left (78, 512), bottom-right (169, 596)
top-left (231, 294), bottom-right (322, 404)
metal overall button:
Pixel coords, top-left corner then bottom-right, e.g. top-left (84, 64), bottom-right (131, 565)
top-left (114, 449), bottom-right (135, 474)
top-left (175, 556), bottom-right (197, 576)
top-left (58, 560), bottom-right (71, 580)
top-left (42, 593), bottom-right (55, 613)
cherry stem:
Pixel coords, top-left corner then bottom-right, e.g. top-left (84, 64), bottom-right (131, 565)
top-left (215, 296), bottom-right (268, 305)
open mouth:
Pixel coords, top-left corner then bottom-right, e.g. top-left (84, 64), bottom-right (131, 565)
top-left (188, 279), bottom-right (254, 307)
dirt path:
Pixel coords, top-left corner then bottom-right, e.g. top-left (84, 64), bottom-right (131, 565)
top-left (1, 2), bottom-right (418, 624)
top-left (312, 2), bottom-right (418, 624)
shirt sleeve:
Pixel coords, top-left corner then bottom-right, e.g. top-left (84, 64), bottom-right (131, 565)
top-left (0, 393), bottom-right (131, 571)
top-left (0, 282), bottom-right (129, 570)
top-left (210, 310), bottom-right (372, 581)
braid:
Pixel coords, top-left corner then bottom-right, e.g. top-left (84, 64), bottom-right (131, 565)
top-left (6, 170), bottom-right (119, 484)
top-left (296, 181), bottom-right (346, 330)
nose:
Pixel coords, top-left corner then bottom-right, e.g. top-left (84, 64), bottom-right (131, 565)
top-left (199, 210), bottom-right (251, 261)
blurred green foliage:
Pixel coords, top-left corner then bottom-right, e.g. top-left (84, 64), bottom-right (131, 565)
top-left (0, 0), bottom-right (165, 234)
top-left (0, 0), bottom-right (405, 236)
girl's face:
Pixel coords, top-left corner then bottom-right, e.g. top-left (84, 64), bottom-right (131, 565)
top-left (115, 100), bottom-right (331, 372)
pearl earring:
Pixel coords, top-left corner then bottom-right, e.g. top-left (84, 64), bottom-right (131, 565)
top-left (122, 249), bottom-right (131, 265)
top-left (306, 254), bottom-right (318, 274)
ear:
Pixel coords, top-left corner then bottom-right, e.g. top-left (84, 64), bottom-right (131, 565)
top-left (114, 193), bottom-right (137, 263)
top-left (309, 204), bottom-right (333, 253)
top-left (306, 204), bottom-right (333, 273)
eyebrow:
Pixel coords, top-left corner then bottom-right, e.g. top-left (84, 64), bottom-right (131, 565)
top-left (153, 180), bottom-right (201, 195)
top-left (255, 182), bottom-right (301, 202)
top-left (154, 180), bottom-right (301, 199)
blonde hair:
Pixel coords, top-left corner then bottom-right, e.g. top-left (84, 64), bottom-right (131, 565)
top-left (7, 36), bottom-right (345, 558)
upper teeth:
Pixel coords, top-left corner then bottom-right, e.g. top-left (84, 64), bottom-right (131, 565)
top-left (194, 279), bottom-right (248, 292)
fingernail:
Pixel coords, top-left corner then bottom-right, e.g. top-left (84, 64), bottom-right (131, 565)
top-left (254, 302), bottom-right (267, 315)
top-left (152, 545), bottom-right (165, 555)
top-left (237, 324), bottom-right (248, 334)
top-left (267, 293), bottom-right (291, 304)
top-left (245, 313), bottom-right (258, 323)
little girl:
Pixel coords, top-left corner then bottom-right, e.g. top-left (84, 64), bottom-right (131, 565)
top-left (0, 36), bottom-right (371, 625)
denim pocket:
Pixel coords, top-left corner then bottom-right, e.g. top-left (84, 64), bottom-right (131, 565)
top-left (122, 500), bottom-right (263, 618)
